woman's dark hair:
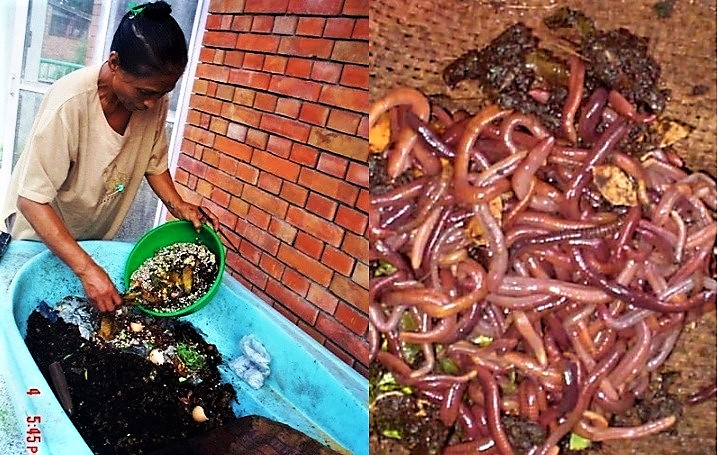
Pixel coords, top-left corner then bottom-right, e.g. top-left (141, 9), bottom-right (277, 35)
top-left (110, 1), bottom-right (188, 77)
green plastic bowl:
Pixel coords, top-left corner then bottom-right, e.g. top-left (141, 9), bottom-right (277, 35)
top-left (124, 220), bottom-right (226, 317)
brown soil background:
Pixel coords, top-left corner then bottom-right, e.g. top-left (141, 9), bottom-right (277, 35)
top-left (369, 1), bottom-right (717, 453)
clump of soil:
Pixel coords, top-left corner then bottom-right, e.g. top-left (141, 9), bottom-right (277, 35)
top-left (24, 296), bottom-right (237, 455)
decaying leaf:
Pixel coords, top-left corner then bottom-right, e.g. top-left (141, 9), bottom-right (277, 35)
top-left (97, 315), bottom-right (117, 341)
top-left (181, 265), bottom-right (193, 293)
top-left (652, 117), bottom-right (694, 148)
top-left (593, 164), bottom-right (638, 206)
top-left (370, 112), bottom-right (392, 154)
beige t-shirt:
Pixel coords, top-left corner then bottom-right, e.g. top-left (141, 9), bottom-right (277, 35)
top-left (1, 64), bottom-right (169, 240)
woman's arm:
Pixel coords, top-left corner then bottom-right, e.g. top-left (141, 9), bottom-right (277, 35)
top-left (17, 197), bottom-right (123, 312)
top-left (146, 170), bottom-right (219, 230)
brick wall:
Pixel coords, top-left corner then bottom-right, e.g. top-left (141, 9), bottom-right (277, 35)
top-left (176, 0), bottom-right (369, 375)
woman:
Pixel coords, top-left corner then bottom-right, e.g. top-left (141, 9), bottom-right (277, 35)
top-left (0, 1), bottom-right (218, 312)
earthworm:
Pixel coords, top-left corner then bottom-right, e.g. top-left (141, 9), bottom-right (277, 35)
top-left (562, 56), bottom-right (585, 143)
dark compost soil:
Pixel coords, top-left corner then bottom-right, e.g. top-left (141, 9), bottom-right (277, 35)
top-left (24, 297), bottom-right (237, 455)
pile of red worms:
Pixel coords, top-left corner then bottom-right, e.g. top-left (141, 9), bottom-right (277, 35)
top-left (369, 55), bottom-right (717, 455)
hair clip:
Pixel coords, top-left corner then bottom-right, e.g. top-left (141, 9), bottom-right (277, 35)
top-left (128, 2), bottom-right (146, 18)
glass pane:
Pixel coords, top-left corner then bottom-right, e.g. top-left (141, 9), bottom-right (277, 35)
top-left (23, 0), bottom-right (97, 84)
top-left (13, 90), bottom-right (44, 167)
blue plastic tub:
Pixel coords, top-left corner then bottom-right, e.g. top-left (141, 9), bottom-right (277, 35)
top-left (0, 240), bottom-right (368, 454)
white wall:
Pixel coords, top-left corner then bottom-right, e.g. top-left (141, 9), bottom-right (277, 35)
top-left (0, 0), bottom-right (17, 142)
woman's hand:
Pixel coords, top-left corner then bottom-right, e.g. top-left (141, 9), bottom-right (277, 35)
top-left (170, 200), bottom-right (220, 232)
top-left (76, 260), bottom-right (123, 312)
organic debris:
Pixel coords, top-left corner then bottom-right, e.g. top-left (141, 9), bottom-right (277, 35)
top-left (25, 296), bottom-right (236, 454)
top-left (124, 242), bottom-right (218, 313)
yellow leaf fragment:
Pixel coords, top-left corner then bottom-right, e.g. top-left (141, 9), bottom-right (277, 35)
top-left (593, 164), bottom-right (638, 206)
top-left (370, 112), bottom-right (392, 154)
top-left (654, 117), bottom-right (694, 148)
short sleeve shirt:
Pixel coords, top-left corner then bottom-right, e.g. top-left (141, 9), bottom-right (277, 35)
top-left (1, 64), bottom-right (170, 240)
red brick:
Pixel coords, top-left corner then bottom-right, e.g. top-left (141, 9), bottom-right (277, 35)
top-left (352, 18), bottom-right (369, 40)
top-left (209, 116), bottom-right (229, 135)
top-left (236, 162), bottom-right (260, 184)
top-left (286, 205), bottom-right (344, 247)
top-left (237, 33), bottom-right (281, 53)
top-left (228, 68), bottom-right (271, 90)
top-left (318, 85), bottom-right (368, 113)
top-left (308, 127), bottom-right (367, 162)
top-left (285, 58), bottom-right (312, 78)
top-left (246, 206), bottom-right (271, 230)
top-left (306, 192), bottom-right (337, 219)
top-left (347, 161), bottom-right (368, 187)
top-left (229, 195), bottom-right (250, 217)
top-left (272, 302), bottom-right (299, 325)
top-left (296, 17), bottom-right (325, 37)
top-left (245, 128), bottom-right (269, 149)
top-left (227, 253), bottom-right (270, 290)
top-left (258, 171), bottom-right (282, 195)
top-left (184, 125), bottom-right (215, 148)
top-left (244, 0), bottom-right (289, 13)
top-left (215, 135), bottom-right (253, 161)
top-left (278, 36), bottom-right (334, 59)
top-left (298, 168), bottom-right (359, 207)
top-left (281, 268), bottom-right (311, 297)
top-left (289, 143), bottom-right (319, 167)
top-left (322, 246), bottom-right (354, 276)
top-left (316, 314), bottom-right (369, 365)
top-left (254, 92), bottom-right (278, 112)
top-left (277, 243), bottom-right (333, 286)
top-left (242, 184), bottom-right (289, 219)
top-left (288, 0), bottom-right (343, 15)
top-left (263, 55), bottom-right (288, 74)
top-left (331, 41), bottom-right (369, 65)
top-left (260, 112), bottom-right (312, 143)
top-left (279, 181), bottom-right (308, 206)
top-left (341, 232), bottom-right (367, 262)
top-left (298, 102), bottom-right (329, 126)
top-left (310, 61), bottom-right (342, 84)
top-left (335, 205), bottom-right (367, 235)
top-left (236, 216), bottom-right (281, 254)
top-left (231, 16), bottom-right (253, 32)
top-left (352, 261), bottom-right (369, 290)
top-left (233, 87), bottom-right (256, 106)
top-left (307, 283), bottom-right (339, 314)
top-left (357, 115), bottom-right (368, 138)
top-left (355, 188), bottom-right (369, 213)
top-left (267, 135), bottom-right (293, 159)
top-left (266, 279), bottom-right (318, 325)
top-left (294, 231), bottom-right (323, 259)
top-left (205, 167), bottom-right (243, 196)
top-left (334, 302), bottom-right (369, 335)
top-left (330, 274), bottom-right (368, 312)
top-left (217, 153), bottom-right (238, 175)
top-left (195, 63), bottom-right (230, 83)
top-left (275, 98), bottom-right (301, 118)
top-left (193, 94), bottom-right (223, 116)
top-left (203, 30), bottom-right (238, 49)
top-left (205, 13), bottom-right (223, 30)
top-left (251, 15), bottom-right (274, 33)
top-left (324, 18), bottom-right (354, 38)
top-left (215, 83), bottom-right (235, 101)
top-left (342, 0), bottom-right (367, 15)
top-left (273, 16), bottom-right (297, 35)
top-left (317, 153), bottom-right (348, 178)
top-left (268, 217), bottom-right (298, 244)
top-left (222, 103), bottom-right (262, 127)
top-left (227, 123), bottom-right (248, 142)
top-left (208, 0), bottom-right (245, 13)
top-left (268, 75), bottom-right (322, 102)
top-left (327, 109), bottom-right (361, 135)
top-left (242, 52), bottom-right (265, 70)
top-left (202, 147), bottom-right (220, 167)
top-left (340, 64), bottom-right (368, 89)
top-left (238, 234), bottom-right (262, 263)
top-left (259, 254), bottom-right (284, 280)
top-left (210, 187), bottom-right (232, 209)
